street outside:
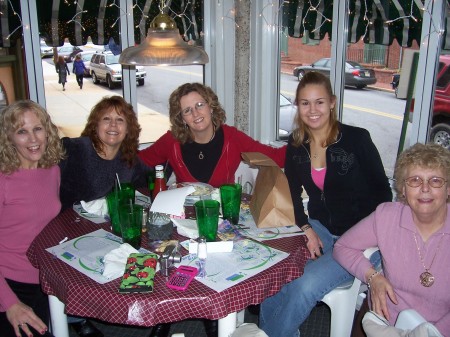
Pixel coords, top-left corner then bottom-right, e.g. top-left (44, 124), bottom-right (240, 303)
top-left (42, 56), bottom-right (408, 178)
top-left (42, 58), bottom-right (170, 144)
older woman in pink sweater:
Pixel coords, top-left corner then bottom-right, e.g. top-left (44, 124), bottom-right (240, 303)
top-left (334, 143), bottom-right (450, 336)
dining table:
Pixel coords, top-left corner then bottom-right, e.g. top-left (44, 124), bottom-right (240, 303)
top-left (27, 207), bottom-right (309, 337)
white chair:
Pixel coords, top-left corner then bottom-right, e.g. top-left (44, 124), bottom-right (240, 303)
top-left (320, 247), bottom-right (379, 337)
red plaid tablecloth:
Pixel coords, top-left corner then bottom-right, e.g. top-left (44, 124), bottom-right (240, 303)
top-left (27, 209), bottom-right (309, 326)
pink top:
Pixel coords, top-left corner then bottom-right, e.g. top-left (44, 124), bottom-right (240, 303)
top-left (333, 202), bottom-right (450, 334)
top-left (311, 167), bottom-right (326, 191)
top-left (0, 166), bottom-right (61, 312)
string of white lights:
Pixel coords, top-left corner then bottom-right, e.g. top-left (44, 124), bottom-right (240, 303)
top-left (253, 0), bottom-right (444, 47)
top-left (4, 0), bottom-right (23, 40)
top-left (0, 0), bottom-right (444, 47)
top-left (66, 0), bottom-right (87, 31)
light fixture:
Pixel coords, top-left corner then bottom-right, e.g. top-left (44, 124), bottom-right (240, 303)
top-left (119, 10), bottom-right (209, 66)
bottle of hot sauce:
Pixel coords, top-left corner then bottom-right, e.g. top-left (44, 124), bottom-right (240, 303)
top-left (152, 165), bottom-right (167, 200)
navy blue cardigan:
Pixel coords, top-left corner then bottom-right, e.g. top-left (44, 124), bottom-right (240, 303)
top-left (59, 137), bottom-right (149, 211)
top-left (285, 123), bottom-right (393, 236)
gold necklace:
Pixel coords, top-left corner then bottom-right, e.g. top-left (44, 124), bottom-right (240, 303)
top-left (412, 232), bottom-right (445, 287)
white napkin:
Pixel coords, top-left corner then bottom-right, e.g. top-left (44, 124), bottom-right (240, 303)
top-left (102, 243), bottom-right (139, 280)
top-left (172, 218), bottom-right (199, 239)
top-left (150, 186), bottom-right (195, 216)
top-left (81, 198), bottom-right (109, 216)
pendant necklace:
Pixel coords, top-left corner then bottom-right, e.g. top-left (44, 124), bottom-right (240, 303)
top-left (198, 129), bottom-right (216, 160)
top-left (412, 232), bottom-right (445, 287)
top-left (312, 153), bottom-right (318, 159)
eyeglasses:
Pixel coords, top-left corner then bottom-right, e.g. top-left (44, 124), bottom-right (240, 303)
top-left (404, 176), bottom-right (448, 188)
top-left (180, 102), bottom-right (208, 116)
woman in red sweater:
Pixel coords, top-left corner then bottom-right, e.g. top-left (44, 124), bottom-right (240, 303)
top-left (139, 82), bottom-right (286, 188)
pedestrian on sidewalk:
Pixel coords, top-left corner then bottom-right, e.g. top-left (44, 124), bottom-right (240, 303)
top-left (72, 54), bottom-right (86, 89)
top-left (55, 55), bottom-right (70, 91)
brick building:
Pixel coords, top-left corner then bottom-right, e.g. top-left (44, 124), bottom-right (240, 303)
top-left (281, 36), bottom-right (420, 87)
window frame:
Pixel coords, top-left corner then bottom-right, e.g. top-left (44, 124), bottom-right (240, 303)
top-left (22, 0), bottom-right (448, 147)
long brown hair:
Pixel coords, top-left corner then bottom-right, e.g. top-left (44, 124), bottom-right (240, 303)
top-left (168, 83), bottom-right (226, 144)
top-left (291, 72), bottom-right (339, 147)
top-left (81, 96), bottom-right (141, 167)
top-left (57, 55), bottom-right (65, 65)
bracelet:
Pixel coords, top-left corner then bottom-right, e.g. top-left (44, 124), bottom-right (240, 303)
top-left (301, 224), bottom-right (312, 232)
top-left (367, 270), bottom-right (380, 289)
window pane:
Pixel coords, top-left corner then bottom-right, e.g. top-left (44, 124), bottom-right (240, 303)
top-left (342, 42), bottom-right (410, 179)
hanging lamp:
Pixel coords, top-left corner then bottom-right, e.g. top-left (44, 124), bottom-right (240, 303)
top-left (119, 9), bottom-right (209, 66)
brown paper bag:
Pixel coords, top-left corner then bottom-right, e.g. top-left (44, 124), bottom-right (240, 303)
top-left (241, 152), bottom-right (295, 228)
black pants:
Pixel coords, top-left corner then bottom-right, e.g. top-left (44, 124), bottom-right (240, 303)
top-left (0, 279), bottom-right (53, 337)
top-left (75, 73), bottom-right (83, 87)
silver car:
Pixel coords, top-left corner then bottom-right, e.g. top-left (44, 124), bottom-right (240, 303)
top-left (293, 58), bottom-right (377, 89)
top-left (279, 94), bottom-right (297, 140)
top-left (40, 39), bottom-right (53, 58)
top-left (90, 51), bottom-right (146, 89)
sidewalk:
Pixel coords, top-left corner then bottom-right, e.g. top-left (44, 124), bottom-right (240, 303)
top-left (42, 60), bottom-right (170, 144)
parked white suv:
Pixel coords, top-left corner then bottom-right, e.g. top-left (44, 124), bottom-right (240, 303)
top-left (90, 51), bottom-right (146, 89)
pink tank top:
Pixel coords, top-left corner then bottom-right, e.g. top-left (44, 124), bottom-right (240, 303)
top-left (311, 167), bottom-right (326, 191)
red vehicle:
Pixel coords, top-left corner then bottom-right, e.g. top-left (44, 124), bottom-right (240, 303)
top-left (411, 55), bottom-right (450, 149)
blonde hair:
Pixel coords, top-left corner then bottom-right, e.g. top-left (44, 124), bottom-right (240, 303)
top-left (394, 143), bottom-right (450, 203)
top-left (291, 72), bottom-right (339, 147)
top-left (0, 100), bottom-right (65, 174)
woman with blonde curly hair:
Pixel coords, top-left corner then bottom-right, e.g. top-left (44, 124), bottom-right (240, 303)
top-left (334, 143), bottom-right (450, 336)
top-left (139, 82), bottom-right (286, 187)
top-left (59, 95), bottom-right (149, 211)
top-left (0, 100), bottom-right (64, 337)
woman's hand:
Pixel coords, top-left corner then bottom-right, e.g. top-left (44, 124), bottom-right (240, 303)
top-left (302, 224), bottom-right (324, 259)
top-left (6, 302), bottom-right (48, 337)
top-left (368, 273), bottom-right (398, 321)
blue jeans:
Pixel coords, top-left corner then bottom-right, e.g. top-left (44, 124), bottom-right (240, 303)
top-left (259, 219), bottom-right (353, 337)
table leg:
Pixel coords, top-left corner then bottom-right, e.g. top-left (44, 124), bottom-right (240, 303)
top-left (48, 295), bottom-right (69, 337)
top-left (218, 312), bottom-right (237, 337)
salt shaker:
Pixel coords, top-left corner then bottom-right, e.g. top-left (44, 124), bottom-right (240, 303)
top-left (196, 237), bottom-right (207, 278)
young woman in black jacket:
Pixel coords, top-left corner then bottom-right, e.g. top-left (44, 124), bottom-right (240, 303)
top-left (260, 72), bottom-right (392, 337)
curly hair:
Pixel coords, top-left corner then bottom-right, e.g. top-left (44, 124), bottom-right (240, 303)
top-left (291, 72), bottom-right (339, 147)
top-left (81, 96), bottom-right (141, 167)
top-left (0, 100), bottom-right (65, 174)
top-left (168, 83), bottom-right (226, 144)
top-left (394, 143), bottom-right (450, 203)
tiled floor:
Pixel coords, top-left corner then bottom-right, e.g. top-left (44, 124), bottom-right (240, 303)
top-left (68, 305), bottom-right (331, 337)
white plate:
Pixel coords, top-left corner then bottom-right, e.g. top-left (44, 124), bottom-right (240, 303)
top-left (169, 182), bottom-right (214, 205)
